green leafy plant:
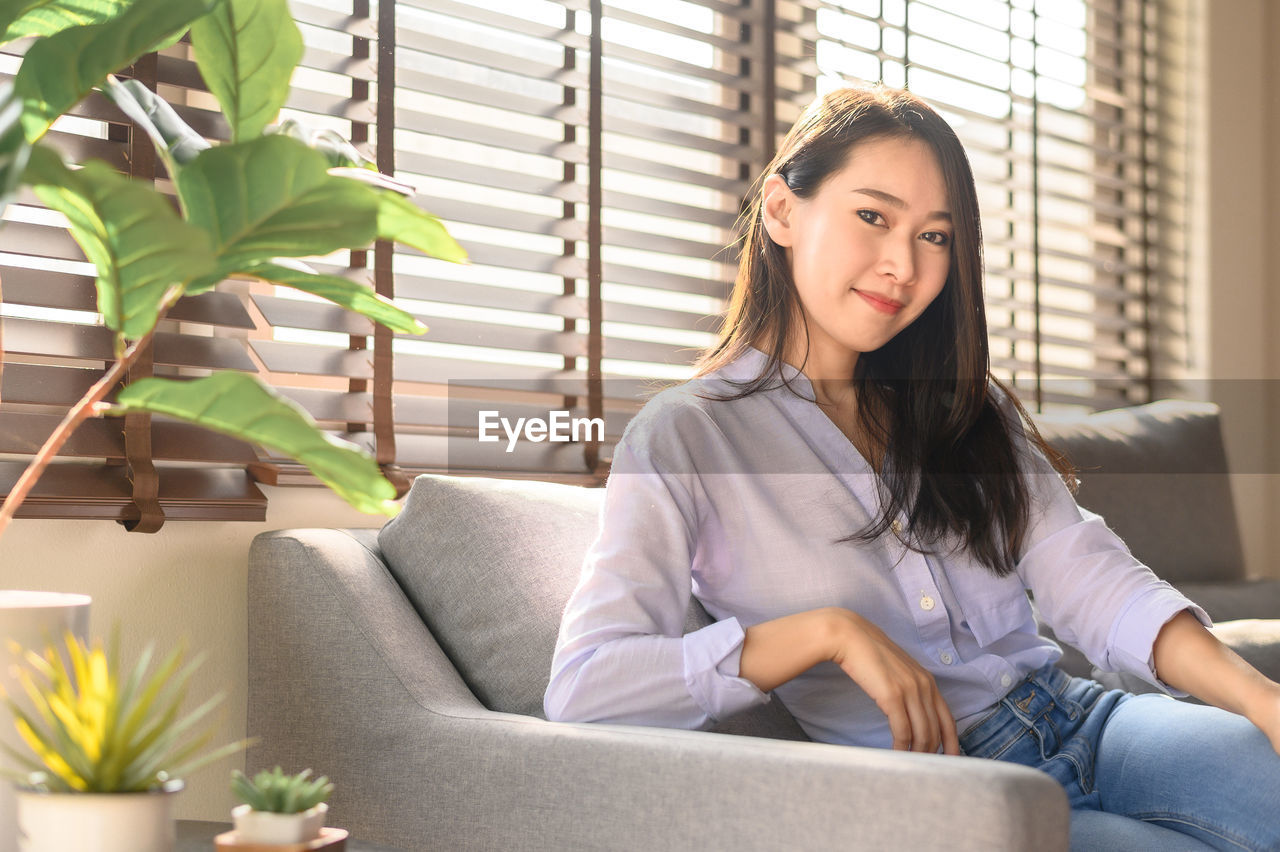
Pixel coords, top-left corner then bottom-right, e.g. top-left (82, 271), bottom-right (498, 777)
top-left (232, 766), bottom-right (333, 814)
top-left (3, 632), bottom-right (244, 793)
top-left (0, 0), bottom-right (466, 536)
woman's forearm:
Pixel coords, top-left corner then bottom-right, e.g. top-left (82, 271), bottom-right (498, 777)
top-left (739, 607), bottom-right (843, 692)
top-left (1152, 609), bottom-right (1280, 721)
top-left (741, 606), bottom-right (961, 754)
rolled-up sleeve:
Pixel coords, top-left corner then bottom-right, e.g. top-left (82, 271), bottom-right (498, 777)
top-left (544, 424), bottom-right (770, 728)
top-left (683, 616), bottom-right (770, 721)
top-left (1011, 411), bottom-right (1210, 695)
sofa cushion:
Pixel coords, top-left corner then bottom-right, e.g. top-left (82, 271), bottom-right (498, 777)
top-left (376, 474), bottom-right (810, 740)
top-left (377, 475), bottom-right (602, 721)
top-left (1031, 399), bottom-right (1244, 585)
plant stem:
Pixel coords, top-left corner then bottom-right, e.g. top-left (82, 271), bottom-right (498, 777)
top-left (0, 332), bottom-right (155, 542)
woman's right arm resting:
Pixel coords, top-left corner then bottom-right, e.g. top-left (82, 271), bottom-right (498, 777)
top-left (543, 437), bottom-right (770, 728)
top-left (741, 608), bottom-right (960, 755)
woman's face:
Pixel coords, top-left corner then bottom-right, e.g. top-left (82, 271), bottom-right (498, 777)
top-left (762, 135), bottom-right (953, 379)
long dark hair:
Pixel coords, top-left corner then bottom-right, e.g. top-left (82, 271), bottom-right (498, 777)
top-left (695, 85), bottom-right (1075, 576)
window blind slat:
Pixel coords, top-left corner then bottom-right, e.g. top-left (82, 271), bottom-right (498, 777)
top-left (0, 413), bottom-right (258, 465)
top-left (292, 1), bottom-right (376, 36)
top-left (396, 69), bottom-right (584, 125)
top-left (1, 319), bottom-right (259, 371)
top-left (602, 190), bottom-right (739, 229)
top-left (604, 80), bottom-right (761, 129)
top-left (600, 151), bottom-right (748, 190)
top-left (603, 113), bottom-right (761, 162)
top-left (398, 109), bottom-right (587, 162)
top-left (401, 0), bottom-right (589, 48)
top-left (0, 267), bottom-right (256, 328)
top-left (390, 274), bottom-right (586, 319)
top-left (396, 30), bottom-right (587, 86)
top-left (601, 262), bottom-right (729, 298)
top-left (0, 463), bottom-right (266, 522)
top-left (397, 151), bottom-right (587, 202)
top-left (604, 7), bottom-right (757, 59)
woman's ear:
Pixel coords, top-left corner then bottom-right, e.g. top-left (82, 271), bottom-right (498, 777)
top-left (761, 173), bottom-right (796, 248)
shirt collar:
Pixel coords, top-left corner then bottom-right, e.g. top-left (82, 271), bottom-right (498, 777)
top-left (716, 345), bottom-right (816, 400)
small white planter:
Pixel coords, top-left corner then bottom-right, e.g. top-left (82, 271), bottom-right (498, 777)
top-left (232, 802), bottom-right (328, 844)
top-left (16, 779), bottom-right (182, 852)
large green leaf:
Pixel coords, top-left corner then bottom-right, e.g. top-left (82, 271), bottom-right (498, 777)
top-left (375, 190), bottom-right (467, 263)
top-left (0, 82), bottom-right (29, 215)
top-left (0, 0), bottom-right (44, 45)
top-left (1, 0), bottom-right (129, 44)
top-left (102, 77), bottom-right (210, 170)
top-left (13, 0), bottom-right (213, 142)
top-left (244, 260), bottom-right (426, 335)
top-left (189, 0), bottom-right (302, 142)
top-left (177, 134), bottom-right (379, 291)
top-left (24, 145), bottom-right (217, 338)
top-left (114, 374), bottom-right (399, 516)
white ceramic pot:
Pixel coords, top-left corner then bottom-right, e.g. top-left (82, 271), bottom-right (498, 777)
top-left (232, 802), bottom-right (328, 844)
top-left (0, 591), bottom-right (91, 852)
top-left (16, 779), bottom-right (182, 852)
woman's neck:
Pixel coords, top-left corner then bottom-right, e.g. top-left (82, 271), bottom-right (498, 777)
top-left (776, 338), bottom-right (858, 394)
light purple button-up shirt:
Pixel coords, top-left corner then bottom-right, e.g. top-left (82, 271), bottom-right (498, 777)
top-left (544, 347), bottom-right (1210, 748)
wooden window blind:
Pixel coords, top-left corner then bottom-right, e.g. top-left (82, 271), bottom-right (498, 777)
top-left (344, 0), bottom-right (780, 480)
top-left (0, 0), bottom-right (1193, 522)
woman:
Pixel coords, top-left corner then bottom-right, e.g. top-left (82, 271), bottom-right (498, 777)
top-left (545, 85), bottom-right (1280, 849)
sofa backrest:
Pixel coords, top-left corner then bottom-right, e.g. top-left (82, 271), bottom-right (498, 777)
top-left (1031, 399), bottom-right (1243, 584)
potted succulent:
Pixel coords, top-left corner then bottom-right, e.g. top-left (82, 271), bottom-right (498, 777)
top-left (229, 767), bottom-right (334, 846)
top-left (2, 631), bottom-right (245, 852)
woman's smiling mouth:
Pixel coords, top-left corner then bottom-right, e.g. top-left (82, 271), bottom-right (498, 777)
top-left (855, 289), bottom-right (904, 315)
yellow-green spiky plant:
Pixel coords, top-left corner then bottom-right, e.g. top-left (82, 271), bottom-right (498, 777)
top-left (3, 632), bottom-right (242, 792)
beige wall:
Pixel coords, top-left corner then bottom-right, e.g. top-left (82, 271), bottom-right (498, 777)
top-left (1267, 0), bottom-right (1280, 577)
top-left (1202, 0), bottom-right (1280, 579)
top-left (0, 487), bottom-right (387, 821)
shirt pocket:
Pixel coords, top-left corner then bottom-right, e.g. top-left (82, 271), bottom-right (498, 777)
top-left (954, 570), bottom-right (1034, 649)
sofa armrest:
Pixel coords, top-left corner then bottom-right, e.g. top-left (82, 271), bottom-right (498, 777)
top-left (445, 714), bottom-right (1069, 852)
top-left (249, 529), bottom-right (1069, 852)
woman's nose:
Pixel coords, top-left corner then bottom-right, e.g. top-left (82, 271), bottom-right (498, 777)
top-left (875, 235), bottom-right (916, 284)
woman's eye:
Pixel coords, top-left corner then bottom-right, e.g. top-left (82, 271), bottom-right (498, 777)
top-left (921, 231), bottom-right (951, 246)
top-left (856, 209), bottom-right (884, 226)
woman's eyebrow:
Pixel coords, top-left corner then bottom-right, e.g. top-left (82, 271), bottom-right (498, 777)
top-left (852, 187), bottom-right (952, 222)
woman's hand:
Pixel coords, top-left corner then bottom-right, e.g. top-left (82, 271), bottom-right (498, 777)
top-left (739, 606), bottom-right (960, 755)
top-left (828, 608), bottom-right (961, 755)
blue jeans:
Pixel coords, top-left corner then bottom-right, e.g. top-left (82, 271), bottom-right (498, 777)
top-left (958, 663), bottom-right (1280, 851)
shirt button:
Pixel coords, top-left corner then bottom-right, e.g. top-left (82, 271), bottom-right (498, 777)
top-left (940, 652), bottom-right (954, 665)
top-left (891, 519), bottom-right (903, 535)
top-left (919, 595), bottom-right (935, 611)
top-left (1001, 673), bottom-right (1013, 688)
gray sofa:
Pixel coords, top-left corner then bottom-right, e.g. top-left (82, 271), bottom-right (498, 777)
top-left (247, 399), bottom-right (1280, 851)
